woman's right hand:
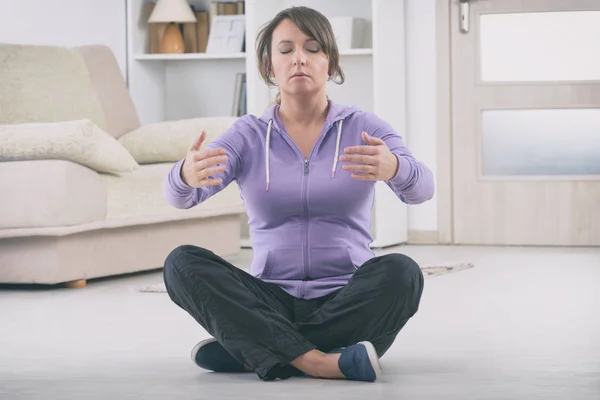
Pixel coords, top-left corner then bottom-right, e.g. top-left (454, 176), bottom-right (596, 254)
top-left (181, 131), bottom-right (228, 188)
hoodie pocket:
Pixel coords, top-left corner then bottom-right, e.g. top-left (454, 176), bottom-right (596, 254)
top-left (261, 247), bottom-right (304, 280)
top-left (309, 245), bottom-right (356, 279)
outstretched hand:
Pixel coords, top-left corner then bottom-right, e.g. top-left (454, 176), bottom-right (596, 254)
top-left (181, 131), bottom-right (228, 188)
top-left (339, 131), bottom-right (399, 181)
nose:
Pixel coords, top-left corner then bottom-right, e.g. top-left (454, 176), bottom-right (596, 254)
top-left (291, 50), bottom-right (307, 66)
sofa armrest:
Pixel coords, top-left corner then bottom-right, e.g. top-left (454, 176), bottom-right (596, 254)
top-left (118, 117), bottom-right (240, 164)
top-left (0, 160), bottom-right (106, 230)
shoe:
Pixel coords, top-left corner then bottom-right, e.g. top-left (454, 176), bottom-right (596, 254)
top-left (280, 347), bottom-right (346, 379)
top-left (337, 341), bottom-right (382, 382)
top-left (190, 338), bottom-right (247, 372)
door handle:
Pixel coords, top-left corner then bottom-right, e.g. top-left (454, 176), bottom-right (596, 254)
top-left (460, 0), bottom-right (470, 33)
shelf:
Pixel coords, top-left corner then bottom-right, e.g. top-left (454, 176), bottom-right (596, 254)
top-left (134, 49), bottom-right (370, 61)
top-left (134, 53), bottom-right (247, 61)
top-left (339, 48), bottom-right (373, 56)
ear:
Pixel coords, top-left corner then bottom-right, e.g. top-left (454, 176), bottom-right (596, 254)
top-left (266, 60), bottom-right (277, 83)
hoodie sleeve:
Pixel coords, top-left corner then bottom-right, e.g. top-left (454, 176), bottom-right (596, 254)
top-left (163, 122), bottom-right (244, 210)
top-left (363, 112), bottom-right (435, 205)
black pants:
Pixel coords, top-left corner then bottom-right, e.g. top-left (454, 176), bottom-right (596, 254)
top-left (163, 245), bottom-right (424, 381)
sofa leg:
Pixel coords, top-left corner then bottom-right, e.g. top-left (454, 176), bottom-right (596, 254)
top-left (64, 279), bottom-right (87, 289)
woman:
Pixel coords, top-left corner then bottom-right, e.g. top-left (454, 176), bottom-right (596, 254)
top-left (163, 6), bottom-right (434, 382)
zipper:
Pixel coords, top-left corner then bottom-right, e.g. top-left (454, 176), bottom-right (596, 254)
top-left (275, 139), bottom-right (314, 299)
top-left (301, 158), bottom-right (310, 299)
top-left (273, 119), bottom-right (338, 299)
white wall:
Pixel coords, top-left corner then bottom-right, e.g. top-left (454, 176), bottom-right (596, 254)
top-left (405, 0), bottom-right (438, 232)
top-left (0, 0), bottom-right (439, 234)
top-left (0, 0), bottom-right (127, 79)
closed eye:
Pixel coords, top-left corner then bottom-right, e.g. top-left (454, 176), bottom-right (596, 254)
top-left (278, 41), bottom-right (321, 54)
top-left (280, 49), bottom-right (318, 54)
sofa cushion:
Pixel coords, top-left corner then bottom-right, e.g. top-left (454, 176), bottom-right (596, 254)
top-left (118, 117), bottom-right (239, 164)
top-left (76, 45), bottom-right (141, 139)
top-left (0, 162), bottom-right (245, 238)
top-left (0, 119), bottom-right (139, 174)
top-left (0, 43), bottom-right (107, 130)
top-left (100, 162), bottom-right (243, 221)
top-left (0, 160), bottom-right (107, 230)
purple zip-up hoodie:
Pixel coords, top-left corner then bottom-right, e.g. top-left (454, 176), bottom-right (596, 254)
top-left (164, 100), bottom-right (434, 299)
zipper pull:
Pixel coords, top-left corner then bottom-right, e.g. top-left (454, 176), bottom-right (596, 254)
top-left (304, 159), bottom-right (309, 174)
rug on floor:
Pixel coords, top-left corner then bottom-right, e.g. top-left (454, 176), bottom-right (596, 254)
top-left (139, 261), bottom-right (474, 293)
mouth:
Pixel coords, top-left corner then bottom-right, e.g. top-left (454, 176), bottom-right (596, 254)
top-left (291, 72), bottom-right (309, 79)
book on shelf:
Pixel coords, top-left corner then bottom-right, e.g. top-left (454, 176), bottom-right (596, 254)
top-left (195, 11), bottom-right (210, 53)
top-left (240, 77), bottom-right (247, 115)
top-left (211, 1), bottom-right (244, 20)
top-left (232, 72), bottom-right (247, 117)
top-left (183, 22), bottom-right (198, 53)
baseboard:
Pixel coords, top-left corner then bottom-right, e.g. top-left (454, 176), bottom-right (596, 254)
top-left (408, 230), bottom-right (439, 244)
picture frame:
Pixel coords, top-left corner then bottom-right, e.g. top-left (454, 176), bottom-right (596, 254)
top-left (206, 15), bottom-right (246, 53)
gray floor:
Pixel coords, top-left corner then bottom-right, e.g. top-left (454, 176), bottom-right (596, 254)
top-left (1, 245), bottom-right (599, 400)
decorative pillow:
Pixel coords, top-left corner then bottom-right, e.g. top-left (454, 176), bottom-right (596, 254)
top-left (0, 119), bottom-right (139, 174)
top-left (118, 117), bottom-right (239, 164)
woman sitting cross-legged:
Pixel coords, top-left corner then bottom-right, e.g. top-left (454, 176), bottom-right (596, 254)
top-left (162, 6), bottom-right (434, 382)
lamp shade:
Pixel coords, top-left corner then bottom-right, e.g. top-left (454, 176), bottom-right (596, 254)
top-left (148, 0), bottom-right (197, 23)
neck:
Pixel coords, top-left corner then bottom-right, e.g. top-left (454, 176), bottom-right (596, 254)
top-left (278, 92), bottom-right (329, 126)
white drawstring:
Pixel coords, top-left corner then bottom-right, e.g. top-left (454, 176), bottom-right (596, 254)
top-left (265, 119), bottom-right (272, 191)
top-left (265, 118), bottom-right (343, 190)
top-left (331, 120), bottom-right (343, 178)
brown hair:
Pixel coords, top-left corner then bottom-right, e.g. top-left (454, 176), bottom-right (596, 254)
top-left (255, 6), bottom-right (345, 102)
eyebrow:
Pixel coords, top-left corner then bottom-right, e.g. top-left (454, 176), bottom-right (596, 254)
top-left (278, 39), bottom-right (318, 45)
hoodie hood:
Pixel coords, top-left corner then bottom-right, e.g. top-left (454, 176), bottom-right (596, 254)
top-left (257, 99), bottom-right (362, 190)
top-left (258, 98), bottom-right (359, 131)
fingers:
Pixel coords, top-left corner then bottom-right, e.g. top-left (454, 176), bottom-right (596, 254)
top-left (342, 163), bottom-right (376, 174)
top-left (339, 154), bottom-right (377, 165)
top-left (186, 164), bottom-right (226, 188)
top-left (350, 173), bottom-right (377, 181)
top-left (362, 131), bottom-right (385, 145)
top-left (189, 131), bottom-right (206, 152)
top-left (192, 147), bottom-right (227, 161)
top-left (197, 165), bottom-right (227, 180)
top-left (339, 152), bottom-right (378, 176)
top-left (343, 145), bottom-right (380, 156)
top-left (194, 154), bottom-right (228, 171)
top-left (197, 178), bottom-right (223, 187)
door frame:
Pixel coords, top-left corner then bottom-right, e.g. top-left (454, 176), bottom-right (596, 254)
top-left (435, 0), bottom-right (453, 244)
top-left (434, 0), bottom-right (600, 244)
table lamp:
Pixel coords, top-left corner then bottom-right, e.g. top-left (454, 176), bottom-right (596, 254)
top-left (148, 0), bottom-right (197, 54)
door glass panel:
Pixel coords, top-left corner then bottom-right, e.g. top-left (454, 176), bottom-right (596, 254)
top-left (480, 11), bottom-right (600, 82)
top-left (482, 109), bottom-right (600, 175)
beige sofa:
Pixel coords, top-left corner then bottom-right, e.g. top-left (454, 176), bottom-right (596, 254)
top-left (0, 43), bottom-right (244, 287)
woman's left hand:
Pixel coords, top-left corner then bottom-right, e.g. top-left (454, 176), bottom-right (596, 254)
top-left (339, 131), bottom-right (399, 181)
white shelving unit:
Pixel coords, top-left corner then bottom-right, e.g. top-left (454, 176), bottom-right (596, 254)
top-left (133, 49), bottom-right (371, 61)
top-left (126, 0), bottom-right (407, 248)
top-left (134, 53), bottom-right (247, 60)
